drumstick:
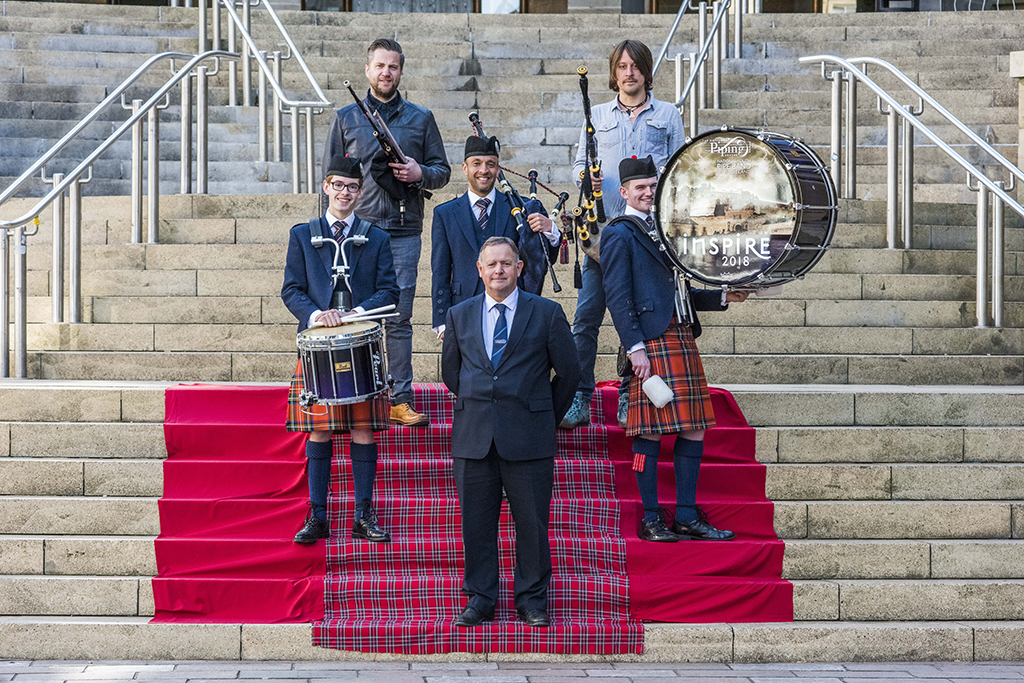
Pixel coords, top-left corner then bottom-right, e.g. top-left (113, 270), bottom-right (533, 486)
top-left (355, 304), bottom-right (396, 317)
top-left (340, 312), bottom-right (400, 324)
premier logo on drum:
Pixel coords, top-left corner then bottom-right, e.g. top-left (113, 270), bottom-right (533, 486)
top-left (708, 137), bottom-right (752, 158)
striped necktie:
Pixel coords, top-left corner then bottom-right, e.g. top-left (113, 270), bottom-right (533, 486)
top-left (476, 197), bottom-right (491, 231)
top-left (491, 302), bottom-right (508, 368)
top-left (332, 221), bottom-right (345, 240)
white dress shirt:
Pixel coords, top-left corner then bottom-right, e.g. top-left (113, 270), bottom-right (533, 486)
top-left (483, 287), bottom-right (519, 360)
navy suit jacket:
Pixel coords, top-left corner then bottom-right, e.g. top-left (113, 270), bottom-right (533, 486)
top-left (601, 215), bottom-right (727, 350)
top-left (431, 191), bottom-right (557, 328)
top-left (281, 215), bottom-right (400, 332)
top-left (441, 291), bottom-right (580, 462)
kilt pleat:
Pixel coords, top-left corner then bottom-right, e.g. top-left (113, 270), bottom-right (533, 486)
top-left (625, 323), bottom-right (715, 437)
top-left (286, 359), bottom-right (391, 433)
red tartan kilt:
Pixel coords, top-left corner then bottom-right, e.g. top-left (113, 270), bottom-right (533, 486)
top-left (286, 359), bottom-right (391, 433)
top-left (625, 323), bottom-right (715, 437)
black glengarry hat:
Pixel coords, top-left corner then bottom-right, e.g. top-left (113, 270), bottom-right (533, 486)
top-left (325, 154), bottom-right (363, 180)
top-left (464, 135), bottom-right (500, 160)
top-left (619, 155), bottom-right (657, 184)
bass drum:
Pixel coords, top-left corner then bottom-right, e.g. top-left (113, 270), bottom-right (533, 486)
top-left (654, 128), bottom-right (837, 288)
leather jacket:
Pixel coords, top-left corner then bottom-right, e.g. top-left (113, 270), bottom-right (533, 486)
top-left (320, 91), bottom-right (451, 237)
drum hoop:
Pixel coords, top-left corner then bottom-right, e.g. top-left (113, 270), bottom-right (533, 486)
top-left (297, 324), bottom-right (384, 350)
top-left (654, 127), bottom-right (835, 288)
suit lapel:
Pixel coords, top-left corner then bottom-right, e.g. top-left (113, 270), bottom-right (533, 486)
top-left (470, 295), bottom-right (489, 362)
top-left (492, 191), bottom-right (515, 240)
top-left (312, 216), bottom-right (334, 278)
top-left (346, 214), bottom-right (366, 278)
top-left (627, 217), bottom-right (674, 274)
top-left (495, 292), bottom-right (534, 372)
top-left (459, 193), bottom-right (481, 250)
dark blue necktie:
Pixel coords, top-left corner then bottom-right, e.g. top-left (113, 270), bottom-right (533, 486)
top-left (491, 303), bottom-right (508, 368)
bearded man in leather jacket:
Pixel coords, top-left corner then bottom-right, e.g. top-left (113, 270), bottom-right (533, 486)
top-left (321, 38), bottom-right (451, 427)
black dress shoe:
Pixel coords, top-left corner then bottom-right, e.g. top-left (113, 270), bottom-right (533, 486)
top-left (293, 512), bottom-right (329, 544)
top-left (351, 503), bottom-right (391, 543)
top-left (672, 505), bottom-right (736, 541)
top-left (454, 605), bottom-right (494, 627)
top-left (517, 608), bottom-right (551, 628)
top-left (638, 516), bottom-right (682, 542)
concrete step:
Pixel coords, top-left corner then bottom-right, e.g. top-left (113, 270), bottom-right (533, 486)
top-left (783, 540), bottom-right (1024, 580)
top-left (0, 497), bottom-right (160, 535)
top-left (766, 463), bottom-right (1024, 501)
top-left (0, 536), bottom-right (156, 576)
top-left (0, 382), bottom-right (165, 423)
top-left (773, 499), bottom-right (1022, 540)
top-left (0, 575), bottom-right (153, 617)
top-left (0, 458), bottom-right (162, 497)
top-left (758, 425), bottom-right (1024, 464)
top-left (0, 616), bottom-right (1020, 662)
top-left (0, 421), bottom-right (165, 459)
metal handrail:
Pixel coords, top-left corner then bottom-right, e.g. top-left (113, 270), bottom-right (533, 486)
top-left (801, 53), bottom-right (1021, 328)
top-left (653, 0), bottom-right (750, 79)
top-left (669, 0), bottom-right (731, 134)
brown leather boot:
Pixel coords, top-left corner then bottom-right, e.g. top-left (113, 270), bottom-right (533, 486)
top-left (390, 402), bottom-right (429, 426)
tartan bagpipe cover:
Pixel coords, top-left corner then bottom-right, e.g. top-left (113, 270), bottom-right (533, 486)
top-left (312, 384), bottom-right (644, 654)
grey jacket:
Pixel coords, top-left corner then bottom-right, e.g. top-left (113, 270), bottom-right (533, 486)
top-left (320, 91), bottom-right (451, 237)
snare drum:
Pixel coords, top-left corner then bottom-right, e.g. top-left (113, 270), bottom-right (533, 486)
top-left (296, 320), bottom-right (388, 406)
top-left (655, 128), bottom-right (837, 288)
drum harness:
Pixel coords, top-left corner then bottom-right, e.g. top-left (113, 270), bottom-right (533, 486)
top-left (309, 214), bottom-right (372, 313)
top-left (614, 214), bottom-right (696, 327)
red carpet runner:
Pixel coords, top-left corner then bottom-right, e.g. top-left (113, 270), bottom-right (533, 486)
top-left (154, 383), bottom-right (791, 648)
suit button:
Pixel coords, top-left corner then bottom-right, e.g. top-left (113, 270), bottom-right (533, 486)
top-left (492, 399), bottom-right (497, 403)
top-left (632, 324), bottom-right (639, 329)
top-left (493, 376), bottom-right (498, 380)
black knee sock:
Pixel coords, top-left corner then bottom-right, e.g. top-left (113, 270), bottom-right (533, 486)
top-left (305, 439), bottom-right (333, 521)
top-left (673, 437), bottom-right (703, 524)
top-left (632, 437), bottom-right (662, 523)
top-left (349, 442), bottom-right (378, 511)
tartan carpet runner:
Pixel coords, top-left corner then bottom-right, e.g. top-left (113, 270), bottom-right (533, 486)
top-left (312, 384), bottom-right (644, 654)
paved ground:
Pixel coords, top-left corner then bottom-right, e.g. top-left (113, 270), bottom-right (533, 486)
top-left (3, 661), bottom-right (1024, 683)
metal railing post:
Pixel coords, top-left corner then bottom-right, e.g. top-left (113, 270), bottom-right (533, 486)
top-left (674, 53), bottom-right (683, 113)
top-left (51, 172), bottom-right (65, 323)
top-left (1, 229), bottom-right (9, 377)
top-left (259, 51), bottom-right (268, 162)
top-left (197, 65), bottom-right (210, 194)
top-left (181, 70), bottom-right (193, 194)
top-left (242, 0), bottom-right (253, 107)
top-left (844, 71), bottom-right (856, 199)
top-left (883, 105), bottom-right (898, 249)
top-left (976, 183), bottom-right (990, 328)
top-left (651, 2), bottom-right (686, 78)
top-left (901, 108), bottom-right (914, 249)
top-left (129, 98), bottom-right (144, 243)
top-left (734, 0), bottom-right (742, 59)
top-left (992, 180), bottom-right (1007, 328)
top-left (147, 107), bottom-right (160, 244)
top-left (212, 0), bottom-right (221, 50)
top-left (829, 71), bottom-right (842, 194)
top-left (290, 106), bottom-right (301, 194)
top-left (227, 3), bottom-right (237, 106)
top-left (698, 2), bottom-right (708, 110)
top-left (198, 0), bottom-right (208, 55)
top-left (718, 0), bottom-right (728, 63)
top-left (688, 53), bottom-right (698, 135)
top-left (712, 1), bottom-right (722, 109)
top-left (69, 178), bottom-right (83, 323)
top-left (304, 107), bottom-right (315, 194)
top-left (272, 50), bottom-right (283, 162)
top-left (14, 225), bottom-right (27, 378)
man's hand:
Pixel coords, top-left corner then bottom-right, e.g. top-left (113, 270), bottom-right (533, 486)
top-left (589, 168), bottom-right (604, 190)
top-left (527, 212), bottom-right (555, 234)
top-left (630, 347), bottom-right (652, 382)
top-left (726, 290), bottom-right (750, 303)
top-left (316, 310), bottom-right (345, 327)
top-left (389, 156), bottom-right (422, 184)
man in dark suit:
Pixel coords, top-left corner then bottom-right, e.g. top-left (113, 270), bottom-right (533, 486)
top-left (441, 236), bottom-right (581, 629)
top-left (431, 135), bottom-right (560, 338)
top-left (282, 154), bottom-right (400, 545)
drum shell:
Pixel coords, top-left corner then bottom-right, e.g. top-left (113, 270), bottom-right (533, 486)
top-left (297, 323), bottom-right (388, 405)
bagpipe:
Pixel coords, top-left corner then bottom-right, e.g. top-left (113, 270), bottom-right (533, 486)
top-left (567, 66), bottom-right (605, 288)
top-left (468, 111), bottom-right (570, 294)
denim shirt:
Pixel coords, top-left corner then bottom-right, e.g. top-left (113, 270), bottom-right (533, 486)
top-left (572, 95), bottom-right (686, 220)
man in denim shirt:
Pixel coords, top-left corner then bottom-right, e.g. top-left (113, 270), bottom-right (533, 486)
top-left (561, 39), bottom-right (686, 429)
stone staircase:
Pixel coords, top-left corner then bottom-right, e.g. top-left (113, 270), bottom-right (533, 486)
top-left (2, 0), bottom-right (1024, 663)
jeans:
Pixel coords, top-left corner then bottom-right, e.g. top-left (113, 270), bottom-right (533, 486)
top-left (386, 234), bottom-right (420, 405)
top-left (573, 255), bottom-right (628, 403)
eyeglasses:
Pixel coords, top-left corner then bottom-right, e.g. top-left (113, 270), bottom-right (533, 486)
top-left (329, 181), bottom-right (361, 194)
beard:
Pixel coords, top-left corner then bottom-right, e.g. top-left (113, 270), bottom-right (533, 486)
top-left (370, 77), bottom-right (400, 101)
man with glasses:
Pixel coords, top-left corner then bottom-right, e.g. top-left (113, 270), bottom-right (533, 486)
top-left (282, 154), bottom-right (400, 545)
top-left (321, 37), bottom-right (451, 428)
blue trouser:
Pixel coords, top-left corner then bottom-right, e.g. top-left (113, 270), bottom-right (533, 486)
top-left (573, 255), bottom-right (628, 402)
top-left (385, 234), bottom-right (420, 406)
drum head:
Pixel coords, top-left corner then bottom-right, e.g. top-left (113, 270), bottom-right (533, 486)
top-left (655, 129), bottom-right (800, 287)
top-left (299, 320), bottom-right (380, 340)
